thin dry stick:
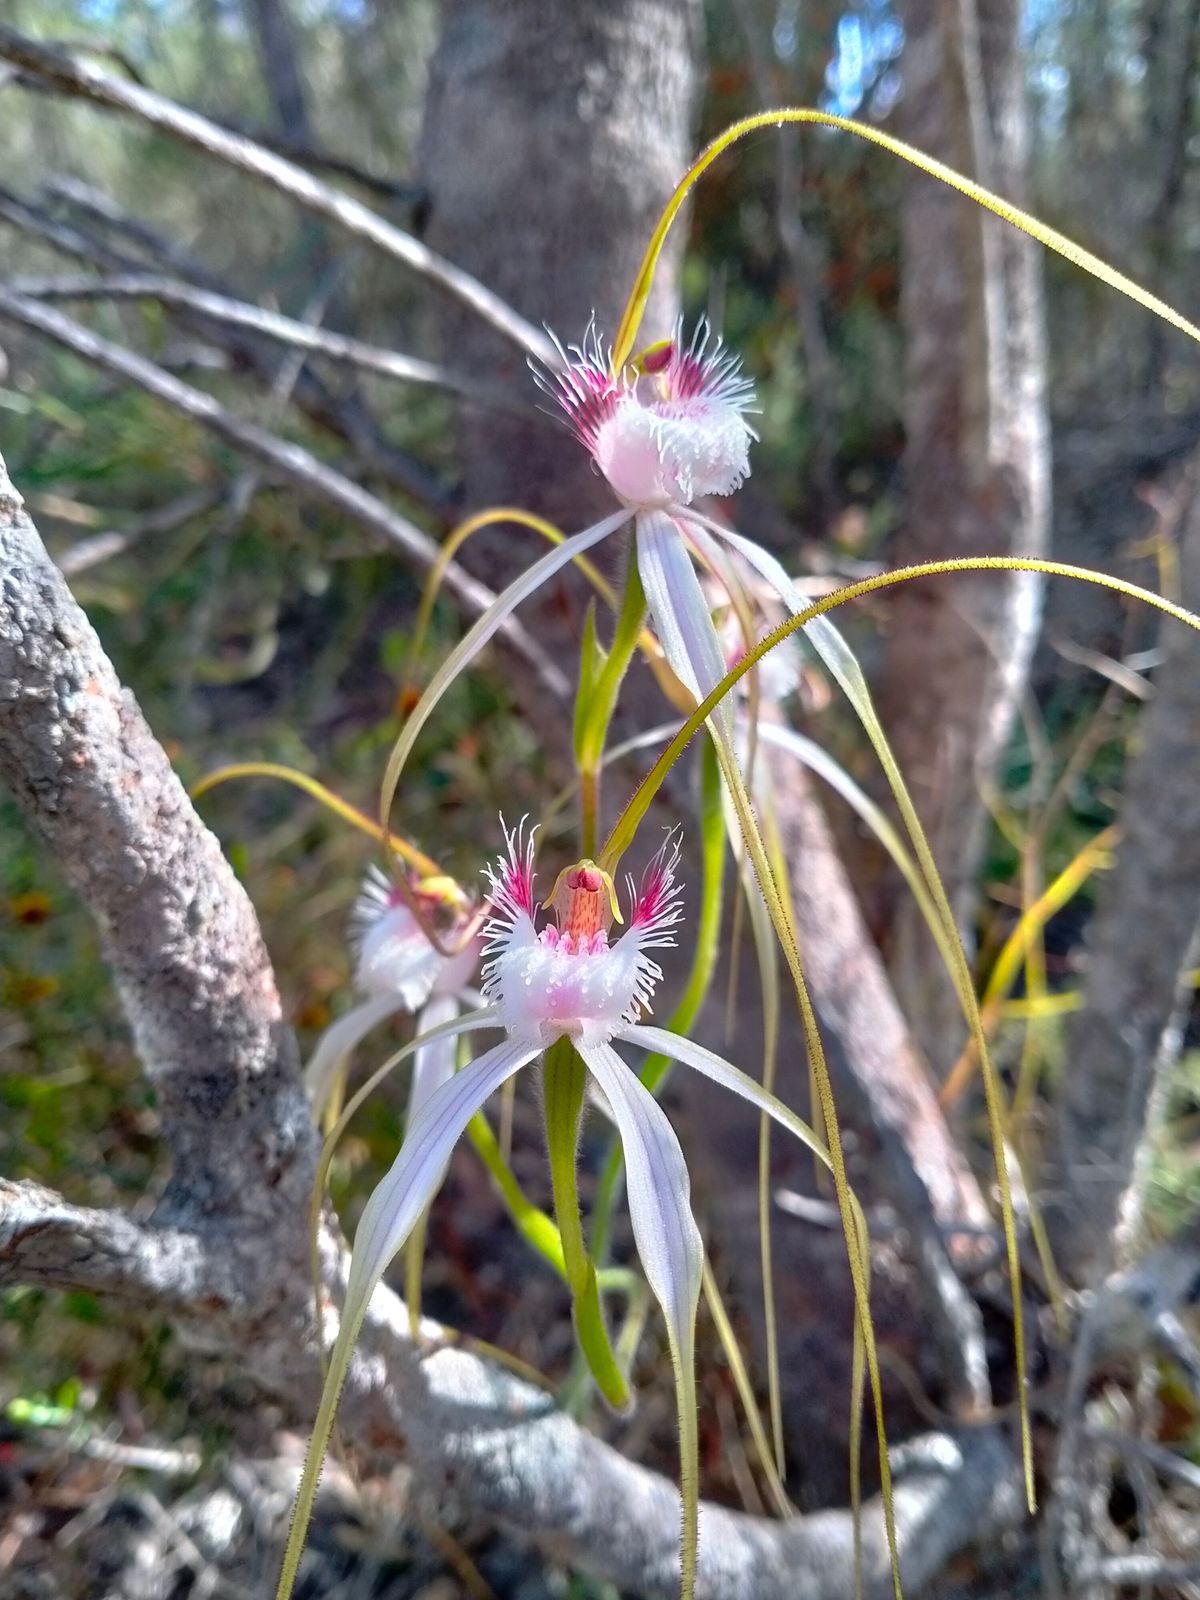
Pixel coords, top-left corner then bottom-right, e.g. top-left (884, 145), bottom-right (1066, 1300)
top-left (57, 487), bottom-right (223, 575)
top-left (0, 186), bottom-right (453, 516)
top-left (0, 27), bottom-right (558, 366)
top-left (0, 288), bottom-right (567, 698)
top-left (9, 274), bottom-right (541, 417)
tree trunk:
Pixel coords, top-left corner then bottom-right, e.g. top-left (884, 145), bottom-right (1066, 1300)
top-left (418, 0), bottom-right (702, 540)
top-left (877, 0), bottom-right (1050, 1069)
top-left (1046, 456), bottom-right (1200, 1283)
top-left (247, 0), bottom-right (316, 144)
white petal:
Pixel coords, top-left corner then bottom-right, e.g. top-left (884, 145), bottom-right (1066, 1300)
top-left (305, 1002), bottom-right (498, 1118)
top-left (409, 994), bottom-right (461, 1122)
top-left (577, 1039), bottom-right (703, 1357)
top-left (345, 1037), bottom-right (541, 1318)
top-left (636, 511), bottom-right (733, 739)
top-left (304, 993), bottom-right (412, 1114)
top-left (690, 511), bottom-right (871, 710)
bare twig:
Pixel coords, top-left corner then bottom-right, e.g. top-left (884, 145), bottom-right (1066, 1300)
top-left (56, 487), bottom-right (223, 575)
top-left (0, 28), bottom-right (557, 366)
top-left (9, 273), bottom-right (539, 416)
top-left (0, 184), bottom-right (457, 516)
top-left (0, 289), bottom-right (567, 698)
top-left (1074, 1554), bottom-right (1200, 1590)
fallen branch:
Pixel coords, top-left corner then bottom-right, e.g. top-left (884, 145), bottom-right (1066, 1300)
top-left (9, 272), bottom-right (539, 416)
top-left (0, 290), bottom-right (567, 699)
top-left (0, 180), bottom-right (456, 517)
top-left (0, 28), bottom-right (556, 366)
top-left (56, 486), bottom-right (223, 576)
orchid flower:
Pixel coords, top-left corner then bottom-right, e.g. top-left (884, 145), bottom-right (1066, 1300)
top-left (280, 818), bottom-right (853, 1600)
top-left (383, 313), bottom-right (901, 846)
top-left (380, 321), bottom-right (763, 811)
top-left (305, 866), bottom-right (479, 1127)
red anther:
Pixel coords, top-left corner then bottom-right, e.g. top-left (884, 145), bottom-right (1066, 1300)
top-left (567, 865), bottom-right (605, 893)
top-left (641, 342), bottom-right (673, 375)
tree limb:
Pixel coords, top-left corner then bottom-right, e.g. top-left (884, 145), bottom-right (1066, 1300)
top-left (8, 272), bottom-right (538, 416)
top-left (0, 289), bottom-right (568, 699)
top-left (0, 27), bottom-right (557, 366)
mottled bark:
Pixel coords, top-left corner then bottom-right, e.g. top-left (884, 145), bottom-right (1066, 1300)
top-left (246, 0), bottom-right (316, 146)
top-left (1046, 460), bottom-right (1200, 1283)
top-left (878, 0), bottom-right (1049, 1066)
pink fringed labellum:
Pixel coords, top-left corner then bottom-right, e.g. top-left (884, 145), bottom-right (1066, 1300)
top-left (536, 319), bottom-right (758, 511)
top-left (482, 819), bottom-right (682, 1047)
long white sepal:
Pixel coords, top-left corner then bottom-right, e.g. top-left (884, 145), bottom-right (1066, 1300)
top-left (617, 1023), bottom-right (841, 1179)
top-left (305, 993), bottom-right (413, 1114)
top-left (636, 510), bottom-right (733, 740)
top-left (409, 993), bottom-right (462, 1121)
top-left (384, 509), bottom-right (630, 806)
top-left (345, 1036), bottom-right (540, 1318)
top-left (687, 509), bottom-right (875, 712)
top-left (578, 1038), bottom-right (704, 1598)
top-left (576, 1040), bottom-right (702, 1372)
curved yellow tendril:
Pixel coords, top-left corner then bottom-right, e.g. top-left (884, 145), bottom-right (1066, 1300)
top-left (612, 108), bottom-right (1200, 374)
top-left (191, 761), bottom-right (438, 875)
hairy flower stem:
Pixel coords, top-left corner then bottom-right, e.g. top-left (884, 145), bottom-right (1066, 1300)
top-left (576, 557), bottom-right (647, 856)
top-left (543, 1037), bottom-right (630, 1409)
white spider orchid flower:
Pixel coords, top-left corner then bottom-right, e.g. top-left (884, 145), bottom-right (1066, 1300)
top-left (536, 318), bottom-right (757, 728)
top-left (538, 320), bottom-right (904, 759)
top-left (389, 321), bottom-right (767, 788)
top-left (304, 867), bottom-right (479, 1124)
top-left (311, 821), bottom-right (845, 1553)
top-left (390, 317), bottom-right (887, 817)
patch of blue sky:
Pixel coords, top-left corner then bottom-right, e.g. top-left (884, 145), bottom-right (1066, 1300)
top-left (819, 1), bottom-right (905, 121)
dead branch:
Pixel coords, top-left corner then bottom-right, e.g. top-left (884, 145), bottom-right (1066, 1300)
top-left (0, 28), bottom-right (557, 367)
top-left (0, 289), bottom-right (567, 699)
top-left (0, 182), bottom-right (455, 517)
top-left (8, 273), bottom-right (538, 416)
top-left (56, 487), bottom-right (224, 576)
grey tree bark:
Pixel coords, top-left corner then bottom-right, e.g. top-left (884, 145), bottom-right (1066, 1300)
top-left (877, 0), bottom-right (1050, 1068)
top-left (1046, 457), bottom-right (1200, 1284)
top-left (418, 0), bottom-right (703, 536)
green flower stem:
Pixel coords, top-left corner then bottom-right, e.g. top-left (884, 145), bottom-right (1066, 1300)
top-left (543, 1037), bottom-right (630, 1409)
top-left (466, 1111), bottom-right (567, 1274)
top-left (576, 556), bottom-right (647, 856)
